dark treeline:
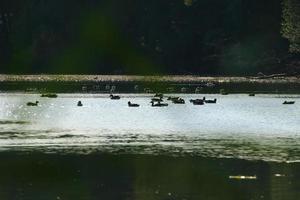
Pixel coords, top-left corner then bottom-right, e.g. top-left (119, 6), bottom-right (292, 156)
top-left (0, 0), bottom-right (299, 75)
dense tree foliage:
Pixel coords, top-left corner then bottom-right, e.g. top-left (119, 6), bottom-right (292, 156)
top-left (0, 0), bottom-right (297, 75)
top-left (282, 0), bottom-right (300, 53)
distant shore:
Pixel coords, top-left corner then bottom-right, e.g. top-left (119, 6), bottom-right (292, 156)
top-left (1, 74), bottom-right (300, 93)
top-left (1, 74), bottom-right (300, 83)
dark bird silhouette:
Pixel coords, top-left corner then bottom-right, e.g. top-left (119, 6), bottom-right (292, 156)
top-left (128, 101), bottom-right (140, 107)
top-left (190, 99), bottom-right (204, 105)
top-left (110, 94), bottom-right (120, 100)
top-left (151, 97), bottom-right (163, 103)
top-left (41, 93), bottom-right (58, 98)
top-left (167, 96), bottom-right (179, 101)
top-left (172, 98), bottom-right (185, 104)
top-left (203, 97), bottom-right (217, 103)
top-left (77, 101), bottom-right (83, 106)
top-left (283, 101), bottom-right (295, 105)
top-left (27, 101), bottom-right (39, 106)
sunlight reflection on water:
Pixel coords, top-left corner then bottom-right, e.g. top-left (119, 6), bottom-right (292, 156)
top-left (0, 93), bottom-right (300, 162)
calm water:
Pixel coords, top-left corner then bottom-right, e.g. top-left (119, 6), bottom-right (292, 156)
top-left (1, 93), bottom-right (300, 200)
top-left (0, 93), bottom-right (300, 162)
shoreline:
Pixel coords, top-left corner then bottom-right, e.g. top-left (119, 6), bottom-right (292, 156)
top-left (1, 74), bottom-right (300, 83)
top-left (1, 74), bottom-right (300, 93)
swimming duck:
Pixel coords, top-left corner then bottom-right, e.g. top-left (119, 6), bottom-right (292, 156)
top-left (151, 97), bottom-right (163, 103)
top-left (283, 101), bottom-right (295, 105)
top-left (249, 93), bottom-right (255, 97)
top-left (77, 101), bottom-right (83, 106)
top-left (128, 101), bottom-right (140, 107)
top-left (27, 101), bottom-right (39, 106)
top-left (190, 99), bottom-right (204, 105)
top-left (151, 102), bottom-right (168, 107)
top-left (41, 93), bottom-right (58, 98)
top-left (190, 99), bottom-right (201, 103)
top-left (203, 97), bottom-right (217, 104)
top-left (110, 94), bottom-right (120, 100)
top-left (172, 98), bottom-right (185, 104)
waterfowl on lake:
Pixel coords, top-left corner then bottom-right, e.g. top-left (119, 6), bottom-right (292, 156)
top-left (193, 101), bottom-right (204, 105)
top-left (190, 99), bottom-right (204, 105)
top-left (249, 93), bottom-right (255, 97)
top-left (189, 99), bottom-right (202, 103)
top-left (283, 101), bottom-right (295, 105)
top-left (41, 93), bottom-right (58, 98)
top-left (167, 96), bottom-right (179, 101)
top-left (167, 96), bottom-right (185, 104)
top-left (128, 101), bottom-right (140, 107)
top-left (27, 101), bottom-right (39, 106)
top-left (203, 97), bottom-right (217, 104)
top-left (151, 101), bottom-right (168, 107)
top-left (151, 97), bottom-right (163, 103)
top-left (172, 98), bottom-right (185, 104)
top-left (110, 94), bottom-right (120, 100)
top-left (77, 101), bottom-right (83, 106)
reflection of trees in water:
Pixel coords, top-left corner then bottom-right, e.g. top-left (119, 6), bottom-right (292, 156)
top-left (0, 152), bottom-right (298, 199)
top-left (132, 157), bottom-right (273, 200)
top-left (270, 163), bottom-right (299, 199)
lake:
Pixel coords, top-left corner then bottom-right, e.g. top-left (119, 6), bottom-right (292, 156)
top-left (0, 93), bottom-right (300, 199)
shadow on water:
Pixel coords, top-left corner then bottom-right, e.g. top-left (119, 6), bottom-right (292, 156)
top-left (0, 152), bottom-right (299, 200)
top-left (0, 120), bottom-right (29, 125)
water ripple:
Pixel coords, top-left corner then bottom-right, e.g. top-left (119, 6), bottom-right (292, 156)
top-left (0, 131), bottom-right (299, 163)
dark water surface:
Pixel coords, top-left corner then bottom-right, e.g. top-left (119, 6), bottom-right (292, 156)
top-left (0, 93), bottom-right (300, 199)
top-left (0, 153), bottom-right (300, 200)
